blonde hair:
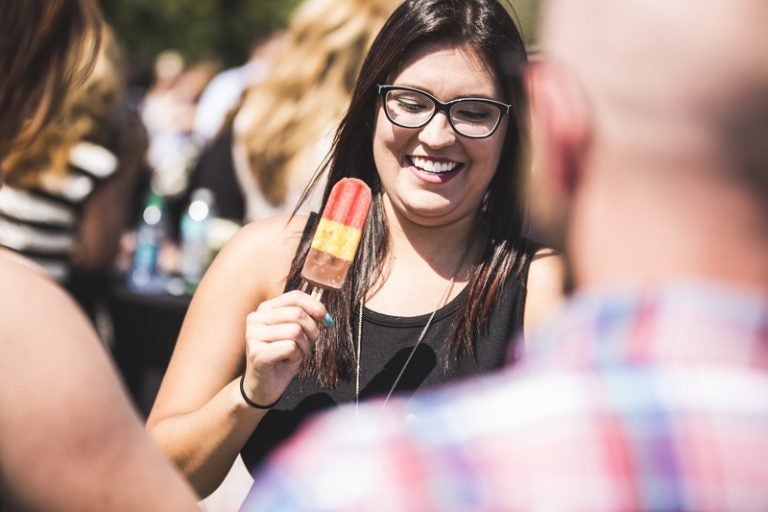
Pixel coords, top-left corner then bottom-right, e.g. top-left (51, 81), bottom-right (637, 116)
top-left (3, 24), bottom-right (122, 188)
top-left (234, 0), bottom-right (400, 205)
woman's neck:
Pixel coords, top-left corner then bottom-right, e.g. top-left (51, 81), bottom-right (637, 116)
top-left (364, 201), bottom-right (485, 315)
top-left (383, 200), bottom-right (483, 274)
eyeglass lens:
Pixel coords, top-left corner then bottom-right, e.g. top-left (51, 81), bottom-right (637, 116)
top-left (384, 88), bottom-right (501, 137)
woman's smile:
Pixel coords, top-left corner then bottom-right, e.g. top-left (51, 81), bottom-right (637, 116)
top-left (407, 155), bottom-right (464, 183)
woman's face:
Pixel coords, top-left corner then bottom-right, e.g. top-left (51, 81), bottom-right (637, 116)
top-left (373, 42), bottom-right (508, 227)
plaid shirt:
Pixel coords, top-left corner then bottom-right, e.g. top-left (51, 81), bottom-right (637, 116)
top-left (243, 282), bottom-right (768, 511)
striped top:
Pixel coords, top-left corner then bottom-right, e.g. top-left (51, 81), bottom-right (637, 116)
top-left (244, 281), bottom-right (768, 511)
top-left (0, 141), bottom-right (118, 282)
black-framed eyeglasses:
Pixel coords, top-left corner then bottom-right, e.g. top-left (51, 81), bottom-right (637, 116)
top-left (377, 84), bottom-right (511, 139)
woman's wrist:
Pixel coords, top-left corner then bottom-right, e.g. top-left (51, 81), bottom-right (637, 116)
top-left (238, 374), bottom-right (282, 410)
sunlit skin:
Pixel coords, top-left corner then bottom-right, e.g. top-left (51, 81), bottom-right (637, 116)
top-left (373, 42), bottom-right (508, 228)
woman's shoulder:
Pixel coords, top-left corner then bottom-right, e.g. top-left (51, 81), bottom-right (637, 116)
top-left (0, 248), bottom-right (60, 299)
top-left (230, 214), bottom-right (310, 254)
top-left (527, 248), bottom-right (565, 288)
top-left (205, 214), bottom-right (311, 296)
top-left (523, 247), bottom-right (567, 336)
top-left (0, 249), bottom-right (93, 338)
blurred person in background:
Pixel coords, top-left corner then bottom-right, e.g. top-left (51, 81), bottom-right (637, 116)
top-left (141, 52), bottom-right (219, 198)
top-left (0, 23), bottom-right (147, 324)
top-left (147, 0), bottom-right (563, 501)
top-left (139, 49), bottom-right (185, 147)
top-left (0, 0), bottom-right (200, 510)
top-left (242, 0), bottom-right (768, 510)
top-left (179, 31), bottom-right (288, 226)
top-left (193, 30), bottom-right (287, 145)
top-left (230, 0), bottom-right (402, 221)
top-left (181, 0), bottom-right (399, 228)
top-left (116, 55), bottom-right (220, 291)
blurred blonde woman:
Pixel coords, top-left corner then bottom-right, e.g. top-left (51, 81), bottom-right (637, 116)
top-left (231, 0), bottom-right (400, 221)
top-left (0, 24), bottom-right (147, 317)
top-left (0, 0), bottom-right (198, 509)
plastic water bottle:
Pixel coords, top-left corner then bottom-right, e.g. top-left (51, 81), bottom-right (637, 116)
top-left (179, 188), bottom-right (216, 293)
top-left (128, 192), bottom-right (168, 292)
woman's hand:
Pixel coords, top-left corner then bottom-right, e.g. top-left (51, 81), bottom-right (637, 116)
top-left (241, 290), bottom-right (328, 407)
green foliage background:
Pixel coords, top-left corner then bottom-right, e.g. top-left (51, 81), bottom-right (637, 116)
top-left (100, 0), bottom-right (301, 83)
top-left (100, 0), bottom-right (538, 86)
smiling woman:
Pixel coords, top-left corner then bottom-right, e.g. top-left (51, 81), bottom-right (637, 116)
top-left (146, 0), bottom-right (565, 500)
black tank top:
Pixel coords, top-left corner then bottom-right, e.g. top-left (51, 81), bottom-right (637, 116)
top-left (241, 217), bottom-right (534, 473)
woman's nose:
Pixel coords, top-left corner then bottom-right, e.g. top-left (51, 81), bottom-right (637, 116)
top-left (417, 111), bottom-right (457, 148)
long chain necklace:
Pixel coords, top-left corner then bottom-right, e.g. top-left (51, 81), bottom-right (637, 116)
top-left (355, 275), bottom-right (457, 417)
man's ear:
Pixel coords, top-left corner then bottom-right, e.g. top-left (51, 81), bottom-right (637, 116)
top-left (526, 61), bottom-right (591, 195)
top-left (523, 60), bottom-right (591, 254)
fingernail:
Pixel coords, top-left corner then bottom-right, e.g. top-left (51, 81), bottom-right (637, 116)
top-left (324, 313), bottom-right (334, 328)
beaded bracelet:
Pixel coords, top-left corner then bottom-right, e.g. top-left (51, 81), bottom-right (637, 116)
top-left (239, 374), bottom-right (281, 410)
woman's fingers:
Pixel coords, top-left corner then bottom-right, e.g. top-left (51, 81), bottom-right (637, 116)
top-left (241, 290), bottom-right (332, 406)
top-left (244, 290), bottom-right (330, 369)
top-left (254, 339), bottom-right (307, 365)
top-left (246, 320), bottom-right (312, 360)
top-left (248, 305), bottom-right (322, 346)
top-left (259, 289), bottom-right (327, 321)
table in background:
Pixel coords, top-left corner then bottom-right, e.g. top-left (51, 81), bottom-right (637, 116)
top-left (108, 276), bottom-right (191, 417)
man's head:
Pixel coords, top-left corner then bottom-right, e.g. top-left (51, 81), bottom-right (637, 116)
top-left (527, 0), bottom-right (768, 287)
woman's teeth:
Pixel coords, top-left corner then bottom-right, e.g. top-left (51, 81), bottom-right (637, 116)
top-left (411, 156), bottom-right (459, 175)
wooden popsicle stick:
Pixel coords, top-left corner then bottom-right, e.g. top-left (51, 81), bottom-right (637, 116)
top-left (310, 287), bottom-right (324, 302)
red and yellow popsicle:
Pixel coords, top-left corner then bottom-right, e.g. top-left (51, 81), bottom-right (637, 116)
top-left (301, 178), bottom-right (372, 298)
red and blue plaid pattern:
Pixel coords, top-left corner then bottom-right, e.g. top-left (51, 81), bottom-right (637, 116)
top-left (243, 282), bottom-right (768, 511)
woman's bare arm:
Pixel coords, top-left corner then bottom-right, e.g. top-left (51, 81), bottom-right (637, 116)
top-left (146, 215), bottom-right (324, 497)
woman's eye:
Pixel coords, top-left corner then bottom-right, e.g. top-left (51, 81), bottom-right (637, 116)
top-left (453, 105), bottom-right (493, 121)
top-left (396, 98), bottom-right (429, 113)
